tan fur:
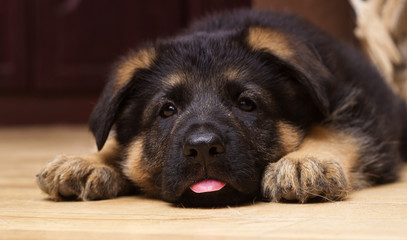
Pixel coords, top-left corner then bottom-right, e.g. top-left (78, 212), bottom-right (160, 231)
top-left (290, 126), bottom-right (369, 190)
top-left (285, 126), bottom-right (359, 172)
top-left (223, 67), bottom-right (244, 80)
top-left (277, 121), bottom-right (303, 154)
top-left (114, 48), bottom-right (156, 92)
top-left (85, 136), bottom-right (122, 166)
top-left (247, 27), bottom-right (331, 81)
top-left (123, 137), bottom-right (144, 184)
top-left (262, 126), bottom-right (360, 202)
top-left (165, 73), bottom-right (183, 87)
top-left (247, 27), bottom-right (295, 60)
top-left (123, 137), bottom-right (158, 196)
top-left (163, 71), bottom-right (193, 88)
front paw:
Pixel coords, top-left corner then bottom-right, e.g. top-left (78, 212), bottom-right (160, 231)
top-left (37, 155), bottom-right (129, 201)
top-left (261, 157), bottom-right (349, 203)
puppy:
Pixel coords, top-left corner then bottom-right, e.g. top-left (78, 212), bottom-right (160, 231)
top-left (37, 9), bottom-right (407, 207)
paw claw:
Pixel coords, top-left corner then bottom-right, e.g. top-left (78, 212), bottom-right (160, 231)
top-left (88, 181), bottom-right (94, 189)
top-left (305, 178), bottom-right (312, 187)
top-left (287, 182), bottom-right (293, 191)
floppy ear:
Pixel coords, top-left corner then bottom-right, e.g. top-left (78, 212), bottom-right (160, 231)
top-left (246, 27), bottom-right (332, 117)
top-left (89, 48), bottom-right (156, 150)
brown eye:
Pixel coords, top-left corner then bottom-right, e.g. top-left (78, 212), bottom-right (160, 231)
top-left (238, 97), bottom-right (256, 112)
top-left (160, 103), bottom-right (177, 118)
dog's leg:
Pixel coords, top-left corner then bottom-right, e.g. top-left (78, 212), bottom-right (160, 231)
top-left (262, 126), bottom-right (361, 203)
top-left (37, 137), bottom-right (133, 201)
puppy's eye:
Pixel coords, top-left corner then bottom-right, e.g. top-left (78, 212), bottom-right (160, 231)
top-left (160, 103), bottom-right (177, 118)
top-left (238, 97), bottom-right (256, 112)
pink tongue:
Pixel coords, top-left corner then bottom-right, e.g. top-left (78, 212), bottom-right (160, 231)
top-left (190, 180), bottom-right (226, 193)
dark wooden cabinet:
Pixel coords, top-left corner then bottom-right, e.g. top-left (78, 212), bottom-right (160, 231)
top-left (1, 0), bottom-right (355, 125)
top-left (0, 0), bottom-right (28, 91)
top-left (0, 0), bottom-right (250, 124)
top-left (33, 0), bottom-right (186, 93)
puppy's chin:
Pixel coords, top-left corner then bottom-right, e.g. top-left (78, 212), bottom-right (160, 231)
top-left (175, 185), bottom-right (257, 208)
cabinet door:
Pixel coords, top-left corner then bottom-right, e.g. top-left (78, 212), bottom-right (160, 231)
top-left (33, 0), bottom-right (184, 93)
top-left (0, 0), bottom-right (250, 125)
top-left (186, 0), bottom-right (252, 22)
top-left (0, 0), bottom-right (28, 91)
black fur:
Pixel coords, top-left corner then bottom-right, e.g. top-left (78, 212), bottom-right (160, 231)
top-left (89, 9), bottom-right (407, 207)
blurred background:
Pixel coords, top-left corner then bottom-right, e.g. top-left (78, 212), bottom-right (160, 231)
top-left (0, 0), bottom-right (358, 125)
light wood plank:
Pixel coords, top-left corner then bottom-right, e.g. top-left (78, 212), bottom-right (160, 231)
top-left (0, 126), bottom-right (406, 240)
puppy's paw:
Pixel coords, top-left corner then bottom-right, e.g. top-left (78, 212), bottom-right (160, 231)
top-left (36, 155), bottom-right (129, 201)
top-left (261, 157), bottom-right (349, 203)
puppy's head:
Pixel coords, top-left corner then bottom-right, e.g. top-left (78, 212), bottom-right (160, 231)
top-left (89, 26), bottom-right (332, 207)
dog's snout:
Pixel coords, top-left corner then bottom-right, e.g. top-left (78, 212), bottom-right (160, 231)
top-left (183, 132), bottom-right (225, 164)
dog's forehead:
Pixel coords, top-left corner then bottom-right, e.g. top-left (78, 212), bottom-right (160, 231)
top-left (156, 37), bottom-right (257, 88)
top-left (158, 33), bottom-right (247, 69)
top-left (160, 67), bottom-right (248, 88)
top-left (151, 28), bottom-right (290, 101)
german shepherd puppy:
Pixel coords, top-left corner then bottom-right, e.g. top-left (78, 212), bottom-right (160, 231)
top-left (37, 9), bottom-right (407, 207)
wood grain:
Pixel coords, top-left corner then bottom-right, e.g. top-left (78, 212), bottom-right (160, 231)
top-left (0, 126), bottom-right (406, 240)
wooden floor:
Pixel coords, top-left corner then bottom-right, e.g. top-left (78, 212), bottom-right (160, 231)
top-left (1, 126), bottom-right (406, 240)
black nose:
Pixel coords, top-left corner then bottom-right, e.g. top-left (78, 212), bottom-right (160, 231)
top-left (183, 132), bottom-right (225, 165)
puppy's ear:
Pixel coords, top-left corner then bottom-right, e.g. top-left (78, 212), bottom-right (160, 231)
top-left (89, 48), bottom-right (156, 150)
top-left (246, 27), bottom-right (332, 117)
